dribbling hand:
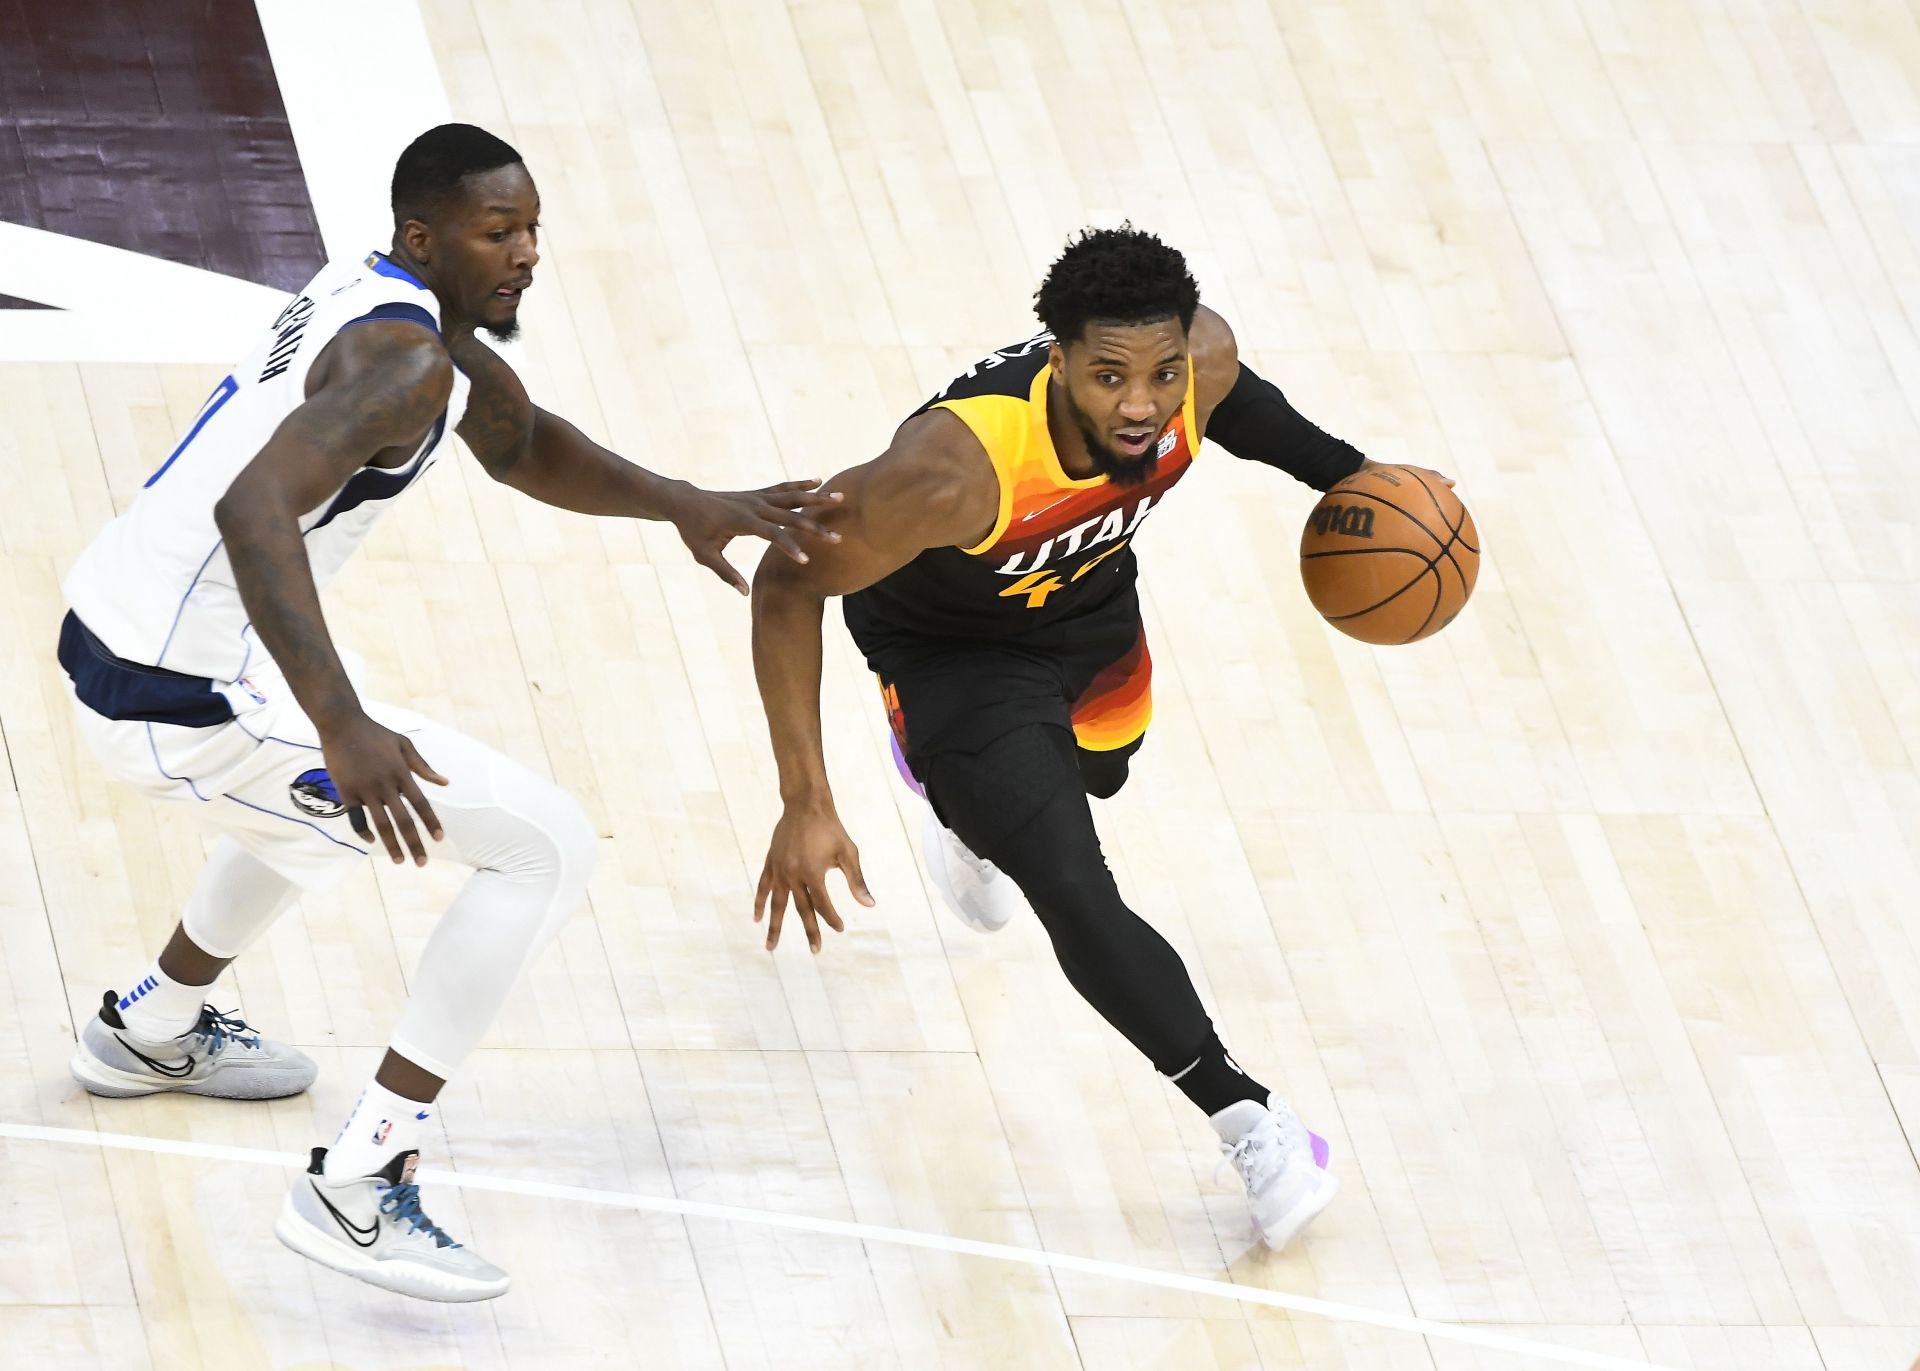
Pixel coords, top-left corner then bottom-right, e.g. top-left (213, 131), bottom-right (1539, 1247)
top-left (755, 800), bottom-right (875, 953)
top-left (318, 712), bottom-right (448, 865)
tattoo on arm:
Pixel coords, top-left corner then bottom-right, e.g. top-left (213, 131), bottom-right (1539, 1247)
top-left (450, 335), bottom-right (533, 477)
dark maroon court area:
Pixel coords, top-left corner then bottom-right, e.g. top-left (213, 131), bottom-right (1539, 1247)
top-left (0, 0), bottom-right (326, 306)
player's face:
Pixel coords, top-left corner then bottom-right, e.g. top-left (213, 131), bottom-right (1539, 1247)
top-left (441, 165), bottom-right (541, 342)
top-left (1052, 318), bottom-right (1189, 486)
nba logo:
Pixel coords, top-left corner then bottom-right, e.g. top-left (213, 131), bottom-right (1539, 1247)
top-left (372, 1120), bottom-right (392, 1145)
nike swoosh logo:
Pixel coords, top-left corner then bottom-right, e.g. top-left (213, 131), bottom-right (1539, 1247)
top-left (116, 1035), bottom-right (197, 1078)
top-left (311, 1183), bottom-right (380, 1248)
top-left (1021, 496), bottom-right (1074, 523)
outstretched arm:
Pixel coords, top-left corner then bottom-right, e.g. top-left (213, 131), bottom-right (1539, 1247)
top-left (1188, 306), bottom-right (1442, 491)
top-left (750, 409), bottom-right (996, 952)
top-left (451, 334), bottom-right (841, 591)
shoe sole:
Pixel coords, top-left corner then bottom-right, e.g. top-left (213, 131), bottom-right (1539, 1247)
top-left (1255, 1167), bottom-right (1340, 1252)
top-left (68, 1044), bottom-right (315, 1100)
top-left (69, 1047), bottom-right (181, 1098)
top-left (273, 1196), bottom-right (510, 1302)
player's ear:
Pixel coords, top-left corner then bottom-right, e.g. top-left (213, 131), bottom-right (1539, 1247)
top-left (1048, 339), bottom-right (1067, 382)
top-left (397, 217), bottom-right (432, 264)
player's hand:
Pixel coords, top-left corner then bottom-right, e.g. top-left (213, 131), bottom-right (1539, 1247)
top-left (317, 711), bottom-right (448, 866)
top-left (755, 798), bottom-right (874, 953)
top-left (1358, 457), bottom-right (1455, 489)
top-left (671, 480), bottom-right (844, 595)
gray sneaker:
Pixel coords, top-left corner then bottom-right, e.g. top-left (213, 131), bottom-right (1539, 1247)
top-left (275, 1147), bottom-right (510, 1302)
top-left (69, 989), bottom-right (317, 1099)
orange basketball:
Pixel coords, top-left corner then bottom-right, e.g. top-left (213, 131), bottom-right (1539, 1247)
top-left (1299, 465), bottom-right (1479, 644)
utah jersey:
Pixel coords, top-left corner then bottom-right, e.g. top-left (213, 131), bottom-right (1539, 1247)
top-left (65, 251), bottom-right (470, 684)
top-left (845, 331), bottom-right (1199, 651)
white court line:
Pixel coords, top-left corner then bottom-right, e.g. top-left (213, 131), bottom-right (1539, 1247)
top-left (0, 1121), bottom-right (1685, 1371)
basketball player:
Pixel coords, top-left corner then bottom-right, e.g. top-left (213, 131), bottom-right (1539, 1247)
top-left (60, 124), bottom-right (837, 1301)
top-left (752, 226), bottom-right (1451, 1249)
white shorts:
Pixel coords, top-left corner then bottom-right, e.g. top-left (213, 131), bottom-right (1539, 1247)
top-left (69, 658), bottom-right (431, 892)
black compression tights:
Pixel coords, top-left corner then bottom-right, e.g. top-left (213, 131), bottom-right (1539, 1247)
top-left (922, 725), bottom-right (1240, 1084)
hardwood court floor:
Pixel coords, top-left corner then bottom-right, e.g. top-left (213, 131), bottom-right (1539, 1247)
top-left (2, 1), bottom-right (1918, 1368)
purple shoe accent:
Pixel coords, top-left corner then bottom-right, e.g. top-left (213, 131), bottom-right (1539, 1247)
top-left (1309, 1131), bottom-right (1330, 1170)
top-left (890, 733), bottom-right (926, 798)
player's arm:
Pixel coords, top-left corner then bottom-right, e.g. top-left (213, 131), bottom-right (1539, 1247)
top-left (213, 322), bottom-right (455, 865)
top-left (450, 334), bottom-right (840, 593)
top-left (1189, 305), bottom-right (1446, 490)
top-left (750, 410), bottom-right (996, 953)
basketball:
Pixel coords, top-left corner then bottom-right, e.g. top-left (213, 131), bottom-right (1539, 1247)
top-left (1298, 464), bottom-right (1479, 644)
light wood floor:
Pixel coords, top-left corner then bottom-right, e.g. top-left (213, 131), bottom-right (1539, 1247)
top-left (4, 1), bottom-right (1920, 1367)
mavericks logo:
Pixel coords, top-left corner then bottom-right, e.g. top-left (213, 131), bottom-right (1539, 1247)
top-left (289, 768), bottom-right (346, 819)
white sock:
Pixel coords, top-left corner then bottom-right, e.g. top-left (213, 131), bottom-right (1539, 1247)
top-left (324, 1078), bottom-right (435, 1180)
top-left (114, 963), bottom-right (209, 1041)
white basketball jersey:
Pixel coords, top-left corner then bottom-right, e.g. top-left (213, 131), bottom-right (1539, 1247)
top-left (65, 251), bottom-right (472, 682)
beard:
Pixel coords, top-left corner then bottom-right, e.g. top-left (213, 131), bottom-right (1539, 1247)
top-left (1068, 395), bottom-right (1159, 488)
top-left (483, 317), bottom-right (521, 344)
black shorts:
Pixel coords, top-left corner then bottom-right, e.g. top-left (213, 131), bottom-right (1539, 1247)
top-left (861, 610), bottom-right (1154, 777)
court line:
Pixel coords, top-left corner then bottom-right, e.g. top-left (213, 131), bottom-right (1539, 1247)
top-left (0, 1120), bottom-right (1685, 1371)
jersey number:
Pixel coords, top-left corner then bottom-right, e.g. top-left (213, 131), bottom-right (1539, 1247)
top-left (142, 374), bottom-right (239, 488)
top-left (996, 539), bottom-right (1130, 609)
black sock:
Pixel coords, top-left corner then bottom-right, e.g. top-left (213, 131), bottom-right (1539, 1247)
top-left (1167, 1030), bottom-right (1270, 1115)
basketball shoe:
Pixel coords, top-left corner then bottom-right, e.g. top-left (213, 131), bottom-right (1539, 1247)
top-left (70, 990), bottom-right (316, 1099)
top-left (275, 1147), bottom-right (510, 1301)
top-left (1212, 1093), bottom-right (1339, 1250)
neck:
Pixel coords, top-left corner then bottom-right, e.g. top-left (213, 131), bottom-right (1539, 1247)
top-left (384, 242), bottom-right (475, 343)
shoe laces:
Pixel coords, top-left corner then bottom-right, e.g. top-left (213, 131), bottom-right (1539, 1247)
top-left (377, 1182), bottom-right (460, 1248)
top-left (1218, 1107), bottom-right (1301, 1195)
top-left (189, 1006), bottom-right (262, 1056)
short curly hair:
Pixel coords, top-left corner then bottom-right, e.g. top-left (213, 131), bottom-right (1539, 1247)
top-left (1033, 225), bottom-right (1200, 345)
top-left (392, 123), bottom-right (524, 226)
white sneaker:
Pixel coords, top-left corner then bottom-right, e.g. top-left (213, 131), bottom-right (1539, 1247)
top-left (71, 990), bottom-right (317, 1099)
top-left (1212, 1093), bottom-right (1339, 1251)
top-left (919, 802), bottom-right (1027, 933)
top-left (275, 1147), bottom-right (510, 1302)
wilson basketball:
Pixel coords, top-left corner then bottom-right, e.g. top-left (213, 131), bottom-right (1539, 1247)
top-left (1299, 465), bottom-right (1479, 644)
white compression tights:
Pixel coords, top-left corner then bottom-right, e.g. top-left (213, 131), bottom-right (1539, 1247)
top-left (178, 720), bottom-right (597, 1080)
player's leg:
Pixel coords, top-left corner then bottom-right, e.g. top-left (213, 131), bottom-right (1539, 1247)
top-left (255, 714), bottom-right (595, 1302)
top-left (1069, 617), bottom-right (1151, 800)
top-left (920, 722), bottom-right (1337, 1249)
top-left (1075, 734), bottom-right (1142, 799)
top-left (65, 700), bottom-right (320, 1100)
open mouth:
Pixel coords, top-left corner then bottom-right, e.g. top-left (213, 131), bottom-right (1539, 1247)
top-left (493, 281), bottom-right (531, 301)
top-left (1113, 427), bottom-right (1155, 458)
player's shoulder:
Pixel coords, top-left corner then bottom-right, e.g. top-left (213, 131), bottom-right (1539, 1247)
top-left (917, 331), bottom-right (1053, 411)
top-left (843, 407), bottom-right (994, 532)
top-left (1188, 305), bottom-right (1239, 412)
top-left (305, 312), bottom-right (453, 406)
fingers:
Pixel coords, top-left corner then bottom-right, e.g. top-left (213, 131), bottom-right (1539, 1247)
top-left (403, 737), bottom-right (450, 787)
top-left (842, 847), bottom-right (876, 908)
top-left (365, 798), bottom-right (404, 864)
top-left (790, 884), bottom-right (826, 954)
top-left (387, 796), bottom-right (429, 866)
top-left (754, 866), bottom-right (772, 924)
top-left (399, 775), bottom-right (444, 847)
top-left (693, 543), bottom-right (750, 595)
top-left (756, 521), bottom-right (813, 565)
top-left (764, 885), bottom-right (789, 950)
top-left (778, 507), bottom-right (842, 544)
